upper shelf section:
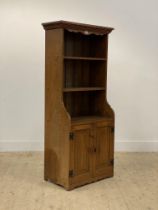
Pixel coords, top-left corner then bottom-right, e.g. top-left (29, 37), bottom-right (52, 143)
top-left (64, 30), bottom-right (107, 58)
top-left (42, 20), bottom-right (114, 35)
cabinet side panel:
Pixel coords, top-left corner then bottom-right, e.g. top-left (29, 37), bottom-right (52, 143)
top-left (45, 29), bottom-right (70, 187)
top-left (105, 35), bottom-right (115, 118)
top-left (94, 35), bottom-right (114, 119)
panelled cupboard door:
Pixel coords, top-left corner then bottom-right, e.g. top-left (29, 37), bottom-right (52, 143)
top-left (69, 124), bottom-right (93, 185)
top-left (93, 123), bottom-right (114, 178)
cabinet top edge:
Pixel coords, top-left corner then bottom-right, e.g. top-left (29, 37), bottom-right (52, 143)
top-left (42, 20), bottom-right (114, 34)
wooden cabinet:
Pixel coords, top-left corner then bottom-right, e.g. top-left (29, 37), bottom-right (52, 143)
top-left (70, 122), bottom-right (114, 188)
top-left (42, 20), bottom-right (115, 190)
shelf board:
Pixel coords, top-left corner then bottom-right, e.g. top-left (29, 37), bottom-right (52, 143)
top-left (64, 56), bottom-right (106, 61)
top-left (71, 116), bottom-right (112, 124)
top-left (63, 87), bottom-right (105, 92)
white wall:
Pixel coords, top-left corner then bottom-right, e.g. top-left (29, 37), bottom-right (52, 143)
top-left (0, 0), bottom-right (158, 151)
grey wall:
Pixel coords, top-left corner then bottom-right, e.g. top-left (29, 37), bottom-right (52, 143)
top-left (0, 0), bottom-right (158, 151)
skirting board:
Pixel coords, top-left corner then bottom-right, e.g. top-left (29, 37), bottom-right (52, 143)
top-left (116, 141), bottom-right (158, 152)
top-left (0, 141), bottom-right (44, 152)
top-left (0, 140), bottom-right (158, 152)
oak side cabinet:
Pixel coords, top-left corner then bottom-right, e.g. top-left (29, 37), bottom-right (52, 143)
top-left (42, 20), bottom-right (115, 190)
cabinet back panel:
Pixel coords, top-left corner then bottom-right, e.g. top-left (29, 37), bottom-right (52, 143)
top-left (63, 91), bottom-right (106, 117)
top-left (64, 60), bottom-right (106, 87)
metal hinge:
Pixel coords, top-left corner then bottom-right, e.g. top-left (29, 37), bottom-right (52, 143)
top-left (69, 170), bottom-right (75, 177)
top-left (111, 127), bottom-right (114, 133)
top-left (110, 159), bottom-right (114, 166)
top-left (69, 132), bottom-right (74, 140)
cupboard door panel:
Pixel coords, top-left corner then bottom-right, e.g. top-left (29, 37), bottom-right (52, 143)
top-left (69, 125), bottom-right (93, 185)
top-left (94, 125), bottom-right (114, 177)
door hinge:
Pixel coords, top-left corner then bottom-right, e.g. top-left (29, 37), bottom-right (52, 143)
top-left (110, 159), bottom-right (114, 166)
top-left (69, 170), bottom-right (75, 177)
top-left (69, 132), bottom-right (74, 140)
top-left (111, 127), bottom-right (114, 133)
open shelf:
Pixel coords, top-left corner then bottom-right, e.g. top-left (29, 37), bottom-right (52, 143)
top-left (64, 56), bottom-right (106, 61)
top-left (64, 30), bottom-right (107, 58)
top-left (64, 60), bottom-right (106, 88)
top-left (63, 87), bottom-right (105, 92)
top-left (63, 91), bottom-right (107, 118)
top-left (63, 29), bottom-right (109, 119)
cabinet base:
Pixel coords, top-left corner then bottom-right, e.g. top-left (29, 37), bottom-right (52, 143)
top-left (44, 170), bottom-right (114, 191)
